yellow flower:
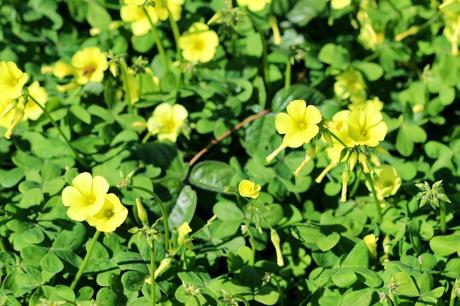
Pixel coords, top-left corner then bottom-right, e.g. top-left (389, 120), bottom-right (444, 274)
top-left (61, 172), bottom-right (110, 222)
top-left (179, 22), bottom-right (219, 63)
top-left (370, 165), bottom-right (401, 200)
top-left (0, 99), bottom-right (24, 139)
top-left (147, 103), bottom-right (188, 142)
top-left (439, 0), bottom-right (460, 55)
top-left (349, 97), bottom-right (384, 111)
top-left (237, 0), bottom-right (271, 12)
top-left (331, 0), bottom-right (351, 10)
top-left (347, 104), bottom-right (387, 147)
top-left (266, 100), bottom-right (322, 163)
top-left (153, 0), bottom-right (184, 21)
top-left (238, 180), bottom-right (261, 199)
top-left (71, 47), bottom-right (108, 85)
top-left (0, 61), bottom-right (29, 100)
top-left (363, 234), bottom-right (378, 258)
top-left (334, 69), bottom-right (367, 103)
top-left (47, 61), bottom-right (75, 79)
top-left (20, 81), bottom-right (48, 121)
top-left (87, 193), bottom-right (128, 232)
top-left (177, 222), bottom-right (192, 245)
top-left (121, 0), bottom-right (158, 36)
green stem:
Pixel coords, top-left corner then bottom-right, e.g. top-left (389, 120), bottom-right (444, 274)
top-left (128, 185), bottom-right (171, 253)
top-left (349, 170), bottom-right (361, 197)
top-left (440, 203), bottom-right (446, 234)
top-left (449, 281), bottom-right (457, 306)
top-left (27, 93), bottom-right (87, 167)
top-left (119, 59), bottom-right (133, 111)
top-left (284, 57), bottom-right (291, 90)
top-left (143, 7), bottom-right (169, 70)
top-left (246, 207), bottom-right (256, 265)
top-left (364, 173), bottom-right (382, 223)
top-left (150, 244), bottom-right (156, 306)
top-left (70, 230), bottom-right (101, 290)
top-left (248, 12), bottom-right (269, 93)
top-left (327, 129), bottom-right (348, 148)
top-left (166, 6), bottom-right (181, 59)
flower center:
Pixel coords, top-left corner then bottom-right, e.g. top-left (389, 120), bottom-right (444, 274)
top-left (360, 129), bottom-right (368, 137)
top-left (83, 65), bottom-right (96, 77)
top-left (298, 122), bottom-right (307, 129)
top-left (105, 209), bottom-right (114, 218)
top-left (194, 40), bottom-right (205, 51)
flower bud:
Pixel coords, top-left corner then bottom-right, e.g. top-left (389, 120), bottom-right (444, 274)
top-left (363, 234), bottom-right (378, 258)
top-left (347, 151), bottom-right (358, 171)
top-left (135, 198), bottom-right (149, 225)
top-left (358, 152), bottom-right (370, 173)
top-left (154, 257), bottom-right (171, 279)
top-left (270, 229), bottom-right (284, 267)
top-left (340, 170), bottom-right (350, 202)
top-left (177, 222), bottom-right (192, 246)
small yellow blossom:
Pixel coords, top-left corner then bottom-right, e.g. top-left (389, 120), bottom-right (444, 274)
top-left (61, 172), bottom-right (110, 222)
top-left (177, 222), bottom-right (192, 245)
top-left (237, 0), bottom-right (271, 12)
top-left (267, 100), bottom-right (322, 163)
top-left (121, 0), bottom-right (158, 36)
top-left (71, 47), bottom-right (108, 85)
top-left (370, 165), bottom-right (401, 200)
top-left (238, 180), bottom-right (261, 199)
top-left (179, 22), bottom-right (219, 63)
top-left (120, 0), bottom-right (184, 36)
top-left (331, 0), bottom-right (351, 10)
top-left (87, 193), bottom-right (128, 232)
top-left (0, 99), bottom-right (24, 139)
top-left (363, 234), bottom-right (378, 258)
top-left (347, 104), bottom-right (387, 147)
top-left (334, 69), bottom-right (367, 103)
top-left (440, 0), bottom-right (460, 55)
top-left (21, 81), bottom-right (48, 121)
top-left (147, 103), bottom-right (188, 142)
top-left (0, 61), bottom-right (29, 100)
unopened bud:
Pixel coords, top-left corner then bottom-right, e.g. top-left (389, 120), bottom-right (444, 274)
top-left (348, 151), bottom-right (358, 171)
top-left (270, 229), bottom-right (284, 267)
top-left (340, 170), bottom-right (350, 202)
top-left (177, 222), bottom-right (192, 246)
top-left (136, 198), bottom-right (149, 225)
top-left (358, 153), bottom-right (370, 173)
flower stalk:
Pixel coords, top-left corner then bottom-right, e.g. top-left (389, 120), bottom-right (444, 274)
top-left (70, 230), bottom-right (101, 290)
top-left (27, 93), bottom-right (87, 167)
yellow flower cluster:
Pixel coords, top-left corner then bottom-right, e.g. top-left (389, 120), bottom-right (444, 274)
top-left (120, 0), bottom-right (184, 36)
top-left (179, 22), bottom-right (219, 64)
top-left (62, 172), bottom-right (128, 232)
top-left (237, 0), bottom-right (272, 12)
top-left (0, 61), bottom-right (48, 139)
top-left (147, 102), bottom-right (188, 142)
top-left (42, 47), bottom-right (108, 91)
top-left (267, 99), bottom-right (393, 202)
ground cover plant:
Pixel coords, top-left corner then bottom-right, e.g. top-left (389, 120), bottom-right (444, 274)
top-left (1, 0), bottom-right (460, 305)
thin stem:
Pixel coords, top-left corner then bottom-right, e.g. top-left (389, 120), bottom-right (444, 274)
top-left (364, 173), bottom-right (382, 223)
top-left (150, 244), bottom-right (156, 306)
top-left (166, 6), bottom-right (181, 59)
top-left (70, 230), bottom-right (101, 290)
top-left (189, 109), bottom-right (270, 166)
top-left (327, 129), bottom-right (348, 148)
top-left (119, 59), bottom-right (133, 111)
top-left (127, 185), bottom-right (171, 253)
top-left (248, 12), bottom-right (269, 93)
top-left (349, 170), bottom-right (361, 197)
top-left (246, 207), bottom-right (256, 265)
top-left (440, 204), bottom-right (446, 234)
top-left (449, 281), bottom-right (457, 306)
top-left (284, 57), bottom-right (291, 90)
top-left (27, 93), bottom-right (87, 167)
top-left (143, 7), bottom-right (169, 70)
